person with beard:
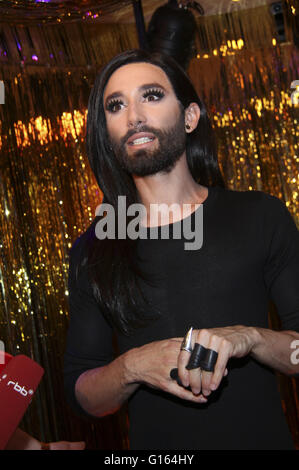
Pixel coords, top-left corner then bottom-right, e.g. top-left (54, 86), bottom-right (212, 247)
top-left (64, 49), bottom-right (299, 450)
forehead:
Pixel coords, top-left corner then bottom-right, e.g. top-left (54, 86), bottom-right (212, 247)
top-left (103, 62), bottom-right (174, 99)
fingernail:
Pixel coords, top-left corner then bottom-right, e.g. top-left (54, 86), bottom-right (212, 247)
top-left (210, 383), bottom-right (217, 391)
top-left (203, 389), bottom-right (211, 396)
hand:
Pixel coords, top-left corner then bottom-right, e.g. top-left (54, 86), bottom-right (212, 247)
top-left (5, 428), bottom-right (86, 450)
top-left (128, 338), bottom-right (208, 403)
top-left (177, 325), bottom-right (257, 397)
top-left (43, 441), bottom-right (86, 450)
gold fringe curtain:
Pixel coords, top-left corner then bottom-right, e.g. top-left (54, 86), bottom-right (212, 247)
top-left (0, 21), bottom-right (139, 450)
top-left (0, 3), bottom-right (298, 449)
top-left (189, 4), bottom-right (299, 225)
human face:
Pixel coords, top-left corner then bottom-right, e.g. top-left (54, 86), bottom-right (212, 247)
top-left (103, 62), bottom-right (187, 177)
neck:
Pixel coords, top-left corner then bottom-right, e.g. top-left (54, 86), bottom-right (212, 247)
top-left (132, 154), bottom-right (208, 226)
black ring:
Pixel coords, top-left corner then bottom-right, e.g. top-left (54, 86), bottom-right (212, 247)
top-left (200, 349), bottom-right (218, 372)
top-left (169, 345), bottom-right (218, 388)
top-left (186, 343), bottom-right (207, 370)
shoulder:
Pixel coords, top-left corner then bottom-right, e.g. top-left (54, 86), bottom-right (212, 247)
top-left (70, 217), bottom-right (98, 254)
top-left (68, 217), bottom-right (99, 278)
top-left (211, 186), bottom-right (298, 235)
top-left (215, 186), bottom-right (298, 246)
top-left (213, 185), bottom-right (290, 215)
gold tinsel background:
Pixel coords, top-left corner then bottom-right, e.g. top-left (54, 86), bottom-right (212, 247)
top-left (0, 0), bottom-right (298, 449)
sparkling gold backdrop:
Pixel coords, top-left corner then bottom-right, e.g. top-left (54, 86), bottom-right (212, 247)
top-left (0, 2), bottom-right (298, 449)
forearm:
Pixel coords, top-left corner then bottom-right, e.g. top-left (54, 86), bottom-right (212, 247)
top-left (5, 428), bottom-right (41, 450)
top-left (250, 327), bottom-right (299, 375)
top-left (75, 348), bottom-right (139, 418)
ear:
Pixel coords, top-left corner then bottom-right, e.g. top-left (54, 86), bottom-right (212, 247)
top-left (184, 102), bottom-right (200, 133)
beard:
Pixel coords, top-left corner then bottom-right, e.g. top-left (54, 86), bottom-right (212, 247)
top-left (109, 110), bottom-right (187, 177)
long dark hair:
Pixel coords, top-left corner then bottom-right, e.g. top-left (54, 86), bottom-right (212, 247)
top-left (82, 49), bottom-right (225, 335)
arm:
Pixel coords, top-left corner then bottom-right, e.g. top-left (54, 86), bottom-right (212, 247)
top-left (250, 327), bottom-right (299, 375)
top-left (5, 428), bottom-right (85, 450)
top-left (75, 337), bottom-right (208, 418)
top-left (76, 323), bottom-right (298, 417)
top-left (65, 239), bottom-right (207, 420)
top-left (177, 325), bottom-right (299, 397)
top-left (178, 194), bottom-right (299, 396)
top-left (252, 194), bottom-right (299, 375)
top-left (74, 350), bottom-right (140, 417)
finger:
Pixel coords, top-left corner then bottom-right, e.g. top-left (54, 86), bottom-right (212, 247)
top-left (177, 327), bottom-right (194, 388)
top-left (188, 367), bottom-right (203, 395)
top-left (177, 349), bottom-right (192, 387)
top-left (201, 371), bottom-right (214, 396)
top-left (201, 334), bottom-right (221, 395)
top-left (170, 337), bottom-right (184, 343)
top-left (190, 329), bottom-right (212, 395)
top-left (210, 342), bottom-right (231, 391)
top-left (68, 441), bottom-right (86, 450)
top-left (167, 378), bottom-right (208, 402)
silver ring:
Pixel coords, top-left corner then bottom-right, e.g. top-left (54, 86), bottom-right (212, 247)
top-left (180, 327), bottom-right (193, 354)
top-left (181, 346), bottom-right (193, 353)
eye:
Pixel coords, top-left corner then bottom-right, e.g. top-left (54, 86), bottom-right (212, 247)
top-left (143, 88), bottom-right (165, 102)
top-left (106, 99), bottom-right (124, 113)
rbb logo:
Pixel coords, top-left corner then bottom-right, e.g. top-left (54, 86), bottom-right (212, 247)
top-left (7, 380), bottom-right (34, 397)
top-left (0, 80), bottom-right (4, 104)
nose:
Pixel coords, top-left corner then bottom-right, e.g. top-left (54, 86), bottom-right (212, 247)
top-left (127, 100), bottom-right (146, 129)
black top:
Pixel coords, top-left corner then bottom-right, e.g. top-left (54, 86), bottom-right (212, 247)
top-left (64, 186), bottom-right (299, 450)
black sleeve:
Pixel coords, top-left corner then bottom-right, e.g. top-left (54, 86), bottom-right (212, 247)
top-left (63, 236), bottom-right (114, 418)
top-left (262, 193), bottom-right (299, 332)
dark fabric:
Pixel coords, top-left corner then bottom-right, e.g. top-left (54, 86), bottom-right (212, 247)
top-left (64, 186), bottom-right (299, 449)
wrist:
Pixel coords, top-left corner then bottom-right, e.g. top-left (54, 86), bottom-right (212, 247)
top-left (119, 347), bottom-right (141, 385)
top-left (248, 326), bottom-right (263, 355)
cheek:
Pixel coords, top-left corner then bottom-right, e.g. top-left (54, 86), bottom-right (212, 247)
top-left (154, 105), bottom-right (181, 128)
top-left (105, 116), bottom-right (122, 141)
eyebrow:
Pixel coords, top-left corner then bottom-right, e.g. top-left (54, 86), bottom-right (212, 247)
top-left (104, 82), bottom-right (167, 106)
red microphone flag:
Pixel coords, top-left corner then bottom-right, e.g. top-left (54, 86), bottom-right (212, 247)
top-left (0, 354), bottom-right (44, 450)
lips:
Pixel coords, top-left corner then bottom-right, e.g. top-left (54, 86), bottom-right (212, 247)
top-left (127, 132), bottom-right (156, 146)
